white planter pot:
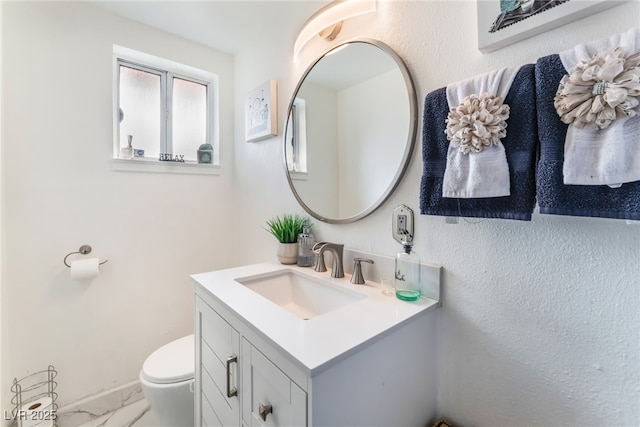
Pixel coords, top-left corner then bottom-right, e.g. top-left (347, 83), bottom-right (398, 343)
top-left (276, 242), bottom-right (298, 264)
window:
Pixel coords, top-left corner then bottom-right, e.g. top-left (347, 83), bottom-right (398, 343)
top-left (285, 97), bottom-right (307, 175)
top-left (113, 45), bottom-right (219, 168)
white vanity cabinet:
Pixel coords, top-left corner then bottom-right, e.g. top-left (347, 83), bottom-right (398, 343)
top-left (195, 295), bottom-right (240, 427)
top-left (193, 262), bottom-right (440, 427)
top-left (241, 339), bottom-right (307, 426)
top-left (196, 294), bottom-right (308, 427)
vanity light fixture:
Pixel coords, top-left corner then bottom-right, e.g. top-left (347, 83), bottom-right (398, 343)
top-left (293, 0), bottom-right (376, 61)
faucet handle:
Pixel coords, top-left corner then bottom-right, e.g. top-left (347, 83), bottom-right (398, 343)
top-left (350, 258), bottom-right (374, 285)
top-left (313, 242), bottom-right (327, 272)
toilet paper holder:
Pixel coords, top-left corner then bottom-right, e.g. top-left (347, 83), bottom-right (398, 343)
top-left (11, 365), bottom-right (58, 427)
top-left (63, 245), bottom-right (108, 268)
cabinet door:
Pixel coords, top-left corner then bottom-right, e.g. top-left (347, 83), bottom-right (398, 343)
top-left (196, 297), bottom-right (241, 427)
top-left (241, 339), bottom-right (307, 427)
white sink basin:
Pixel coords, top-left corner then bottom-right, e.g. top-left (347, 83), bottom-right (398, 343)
top-left (235, 269), bottom-right (365, 319)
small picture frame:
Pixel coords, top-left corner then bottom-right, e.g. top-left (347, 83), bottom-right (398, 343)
top-left (245, 80), bottom-right (278, 142)
top-left (477, 0), bottom-right (628, 53)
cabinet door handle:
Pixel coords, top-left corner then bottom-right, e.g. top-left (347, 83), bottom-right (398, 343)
top-left (258, 402), bottom-right (272, 422)
top-left (226, 355), bottom-right (237, 398)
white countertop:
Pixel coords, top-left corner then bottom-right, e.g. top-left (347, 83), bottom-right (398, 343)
top-left (192, 262), bottom-right (439, 376)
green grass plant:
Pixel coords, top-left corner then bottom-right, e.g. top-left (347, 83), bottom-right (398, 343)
top-left (265, 214), bottom-right (308, 243)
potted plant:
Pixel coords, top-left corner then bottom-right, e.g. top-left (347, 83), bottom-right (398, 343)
top-left (265, 214), bottom-right (308, 264)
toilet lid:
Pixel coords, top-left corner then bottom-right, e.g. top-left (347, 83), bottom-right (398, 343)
top-left (141, 335), bottom-right (194, 384)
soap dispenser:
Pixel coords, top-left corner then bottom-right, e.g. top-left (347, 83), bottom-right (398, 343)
top-left (395, 237), bottom-right (421, 301)
top-left (392, 205), bottom-right (420, 301)
top-left (297, 223), bottom-right (315, 267)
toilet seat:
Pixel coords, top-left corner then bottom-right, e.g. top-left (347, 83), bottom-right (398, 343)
top-left (141, 335), bottom-right (194, 384)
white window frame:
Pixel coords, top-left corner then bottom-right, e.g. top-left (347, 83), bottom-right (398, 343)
top-left (112, 45), bottom-right (220, 174)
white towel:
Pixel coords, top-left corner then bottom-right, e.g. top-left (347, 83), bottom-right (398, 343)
top-left (443, 66), bottom-right (521, 198)
top-left (559, 27), bottom-right (639, 71)
top-left (558, 27), bottom-right (640, 187)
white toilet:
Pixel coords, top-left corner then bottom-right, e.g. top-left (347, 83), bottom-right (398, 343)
top-left (139, 334), bottom-right (195, 427)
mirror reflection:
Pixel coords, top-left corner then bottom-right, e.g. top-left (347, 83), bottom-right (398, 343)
top-left (284, 39), bottom-right (417, 223)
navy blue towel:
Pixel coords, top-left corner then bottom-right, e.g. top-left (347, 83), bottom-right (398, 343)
top-left (535, 54), bottom-right (640, 220)
top-left (419, 64), bottom-right (538, 221)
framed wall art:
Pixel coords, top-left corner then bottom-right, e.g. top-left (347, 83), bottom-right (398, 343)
top-left (245, 80), bottom-right (277, 142)
top-left (477, 0), bottom-right (629, 53)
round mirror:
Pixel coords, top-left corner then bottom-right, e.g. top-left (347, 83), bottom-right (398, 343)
top-left (284, 39), bottom-right (418, 223)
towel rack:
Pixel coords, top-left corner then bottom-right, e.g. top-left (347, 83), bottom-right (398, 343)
top-left (63, 245), bottom-right (108, 268)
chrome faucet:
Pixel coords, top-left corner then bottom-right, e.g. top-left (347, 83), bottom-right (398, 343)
top-left (313, 242), bottom-right (344, 278)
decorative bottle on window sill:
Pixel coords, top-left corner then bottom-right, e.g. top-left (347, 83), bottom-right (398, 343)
top-left (120, 134), bottom-right (133, 159)
top-left (395, 238), bottom-right (421, 301)
top-left (297, 223), bottom-right (315, 267)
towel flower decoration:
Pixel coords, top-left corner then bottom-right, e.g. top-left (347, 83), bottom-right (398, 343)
top-left (445, 93), bottom-right (510, 154)
top-left (554, 47), bottom-right (640, 130)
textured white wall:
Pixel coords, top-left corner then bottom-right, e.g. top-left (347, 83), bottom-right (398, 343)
top-left (1, 1), bottom-right (235, 409)
top-left (233, 1), bottom-right (640, 426)
top-left (1, 1), bottom-right (638, 426)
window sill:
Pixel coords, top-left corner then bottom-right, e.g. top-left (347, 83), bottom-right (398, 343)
top-left (289, 170), bottom-right (308, 181)
top-left (111, 158), bottom-right (220, 175)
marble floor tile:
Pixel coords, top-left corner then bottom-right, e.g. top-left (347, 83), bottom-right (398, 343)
top-left (75, 399), bottom-right (159, 427)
